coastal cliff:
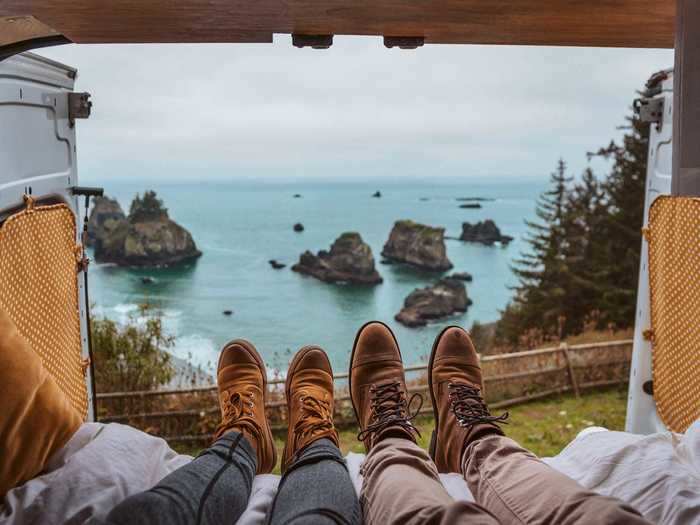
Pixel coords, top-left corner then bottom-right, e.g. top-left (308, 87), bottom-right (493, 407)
top-left (381, 220), bottom-right (453, 271)
top-left (292, 232), bottom-right (383, 285)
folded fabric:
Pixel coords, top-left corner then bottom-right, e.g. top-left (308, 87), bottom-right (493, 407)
top-left (0, 306), bottom-right (82, 498)
top-left (2, 421), bottom-right (698, 525)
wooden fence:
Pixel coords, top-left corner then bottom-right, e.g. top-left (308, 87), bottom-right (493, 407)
top-left (97, 339), bottom-right (633, 446)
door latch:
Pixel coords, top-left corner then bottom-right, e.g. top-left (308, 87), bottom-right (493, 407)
top-left (634, 97), bottom-right (664, 131)
top-left (68, 92), bottom-right (92, 127)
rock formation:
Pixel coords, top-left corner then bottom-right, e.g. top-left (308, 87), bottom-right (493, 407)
top-left (381, 220), bottom-right (453, 271)
top-left (372, 190), bottom-right (382, 198)
top-left (449, 272), bottom-right (473, 282)
top-left (395, 278), bottom-right (471, 327)
top-left (460, 220), bottom-right (513, 246)
top-left (292, 232), bottom-right (382, 285)
top-left (459, 203), bottom-right (482, 209)
top-left (294, 223), bottom-right (304, 232)
top-left (86, 196), bottom-right (126, 248)
top-left (269, 259), bottom-right (286, 269)
top-left (92, 191), bottom-right (202, 267)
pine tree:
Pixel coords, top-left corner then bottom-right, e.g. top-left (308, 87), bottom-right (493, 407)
top-left (589, 107), bottom-right (649, 328)
top-left (129, 190), bottom-right (168, 221)
top-left (499, 159), bottom-right (573, 343)
top-left (561, 168), bottom-right (607, 332)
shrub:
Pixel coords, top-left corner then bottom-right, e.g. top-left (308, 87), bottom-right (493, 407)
top-left (91, 304), bottom-right (175, 393)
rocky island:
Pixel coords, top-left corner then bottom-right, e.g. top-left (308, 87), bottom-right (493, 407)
top-left (381, 220), bottom-right (453, 271)
top-left (86, 196), bottom-right (126, 248)
top-left (395, 278), bottom-right (471, 327)
top-left (460, 220), bottom-right (513, 246)
top-left (292, 232), bottom-right (383, 285)
top-left (88, 191), bottom-right (202, 267)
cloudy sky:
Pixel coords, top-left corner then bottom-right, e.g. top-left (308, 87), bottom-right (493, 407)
top-left (40, 38), bottom-right (673, 183)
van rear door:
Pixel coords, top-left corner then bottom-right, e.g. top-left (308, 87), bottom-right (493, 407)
top-left (0, 51), bottom-right (94, 420)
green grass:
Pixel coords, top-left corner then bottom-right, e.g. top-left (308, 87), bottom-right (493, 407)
top-left (177, 387), bottom-right (627, 473)
top-left (269, 387), bottom-right (627, 472)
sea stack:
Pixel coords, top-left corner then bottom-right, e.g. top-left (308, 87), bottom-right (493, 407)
top-left (395, 278), bottom-right (470, 327)
top-left (292, 232), bottom-right (383, 285)
top-left (86, 196), bottom-right (127, 248)
top-left (381, 220), bottom-right (453, 271)
top-left (91, 191), bottom-right (202, 267)
top-left (460, 220), bottom-right (513, 246)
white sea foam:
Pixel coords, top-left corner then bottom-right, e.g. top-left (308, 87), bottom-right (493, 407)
top-left (113, 303), bottom-right (139, 315)
top-left (171, 334), bottom-right (218, 371)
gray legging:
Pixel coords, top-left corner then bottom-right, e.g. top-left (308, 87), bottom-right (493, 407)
top-left (104, 432), bottom-right (361, 525)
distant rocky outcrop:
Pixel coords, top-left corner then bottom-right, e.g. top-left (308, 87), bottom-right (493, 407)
top-left (459, 203), bottom-right (482, 209)
top-left (395, 278), bottom-right (471, 327)
top-left (382, 220), bottom-right (453, 271)
top-left (460, 220), bottom-right (513, 246)
top-left (372, 191), bottom-right (382, 198)
top-left (292, 232), bottom-right (383, 285)
top-left (92, 191), bottom-right (202, 267)
top-left (294, 223), bottom-right (304, 232)
top-left (449, 272), bottom-right (473, 282)
top-left (87, 196), bottom-right (127, 248)
top-left (269, 259), bottom-right (286, 269)
top-left (456, 197), bottom-right (495, 202)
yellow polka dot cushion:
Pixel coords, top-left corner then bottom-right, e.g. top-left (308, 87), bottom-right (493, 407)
top-left (647, 196), bottom-right (700, 433)
top-left (0, 198), bottom-right (86, 495)
top-left (0, 197), bottom-right (88, 418)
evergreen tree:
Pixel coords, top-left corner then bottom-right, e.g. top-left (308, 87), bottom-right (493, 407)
top-left (129, 190), bottom-right (168, 221)
top-left (589, 106), bottom-right (649, 328)
top-left (561, 168), bottom-right (607, 333)
top-left (499, 159), bottom-right (573, 343)
top-left (495, 93), bottom-right (649, 349)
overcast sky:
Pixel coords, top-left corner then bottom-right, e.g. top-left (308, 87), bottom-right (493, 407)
top-left (40, 37), bottom-right (673, 183)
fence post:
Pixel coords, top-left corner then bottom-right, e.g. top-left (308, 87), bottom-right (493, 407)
top-left (560, 342), bottom-right (580, 398)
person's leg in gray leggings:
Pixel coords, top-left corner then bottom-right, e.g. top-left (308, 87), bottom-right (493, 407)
top-left (104, 431), bottom-right (255, 525)
top-left (267, 438), bottom-right (361, 525)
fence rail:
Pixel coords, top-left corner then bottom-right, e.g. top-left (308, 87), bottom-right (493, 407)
top-left (97, 339), bottom-right (633, 445)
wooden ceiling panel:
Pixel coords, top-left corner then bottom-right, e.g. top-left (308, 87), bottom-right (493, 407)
top-left (0, 0), bottom-right (675, 48)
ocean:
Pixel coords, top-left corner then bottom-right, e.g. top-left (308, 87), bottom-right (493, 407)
top-left (88, 177), bottom-right (546, 377)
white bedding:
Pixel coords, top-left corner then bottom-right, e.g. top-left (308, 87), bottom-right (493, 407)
top-left (2, 422), bottom-right (698, 524)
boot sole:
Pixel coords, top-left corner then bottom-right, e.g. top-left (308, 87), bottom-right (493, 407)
top-left (348, 320), bottom-right (404, 451)
top-left (281, 345), bottom-right (331, 473)
top-left (427, 325), bottom-right (465, 465)
top-left (219, 338), bottom-right (278, 473)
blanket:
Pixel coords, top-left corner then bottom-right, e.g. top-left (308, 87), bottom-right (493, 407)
top-left (2, 422), bottom-right (699, 524)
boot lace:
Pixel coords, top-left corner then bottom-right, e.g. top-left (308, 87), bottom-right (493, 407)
top-left (215, 387), bottom-right (261, 439)
top-left (293, 392), bottom-right (335, 442)
top-left (448, 382), bottom-right (509, 428)
top-left (357, 380), bottom-right (423, 442)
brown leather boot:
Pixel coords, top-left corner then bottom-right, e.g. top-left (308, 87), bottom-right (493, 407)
top-left (213, 339), bottom-right (277, 474)
top-left (428, 326), bottom-right (508, 473)
top-left (282, 345), bottom-right (340, 473)
top-left (349, 321), bottom-right (422, 452)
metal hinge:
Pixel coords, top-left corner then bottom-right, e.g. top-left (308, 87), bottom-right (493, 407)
top-left (68, 92), bottom-right (92, 127)
top-left (634, 97), bottom-right (664, 131)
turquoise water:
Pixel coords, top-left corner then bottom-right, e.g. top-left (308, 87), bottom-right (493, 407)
top-left (88, 177), bottom-right (546, 376)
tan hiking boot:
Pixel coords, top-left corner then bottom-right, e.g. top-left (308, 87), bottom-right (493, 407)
top-left (349, 321), bottom-right (422, 452)
top-left (213, 339), bottom-right (277, 474)
top-left (428, 326), bottom-right (508, 473)
top-left (282, 345), bottom-right (340, 473)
